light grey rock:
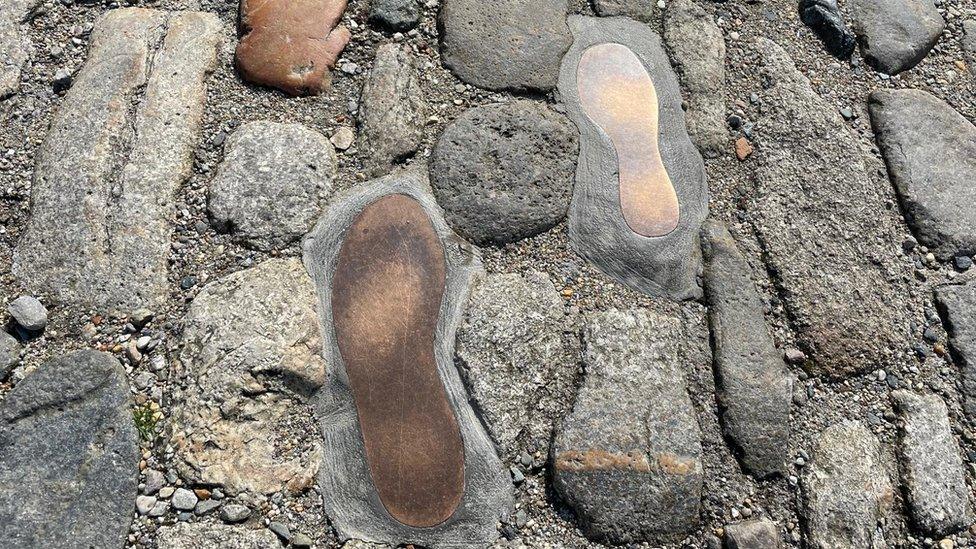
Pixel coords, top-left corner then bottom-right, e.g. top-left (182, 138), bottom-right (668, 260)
top-left (592, 0), bottom-right (654, 22)
top-left (369, 0), bottom-right (420, 31)
top-left (209, 121), bottom-right (338, 251)
top-left (7, 295), bottom-right (47, 331)
top-left (850, 0), bottom-right (944, 74)
top-left (439, 0), bottom-right (571, 92)
top-left (157, 522), bottom-right (281, 549)
top-left (220, 504), bottom-right (252, 523)
top-left (892, 390), bottom-right (972, 535)
top-left (0, 0), bottom-right (39, 98)
top-left (964, 20), bottom-right (976, 59)
top-left (172, 258), bottom-right (325, 496)
top-left (663, 0), bottom-right (727, 159)
top-left (0, 331), bottom-right (19, 380)
top-left (869, 89), bottom-right (976, 261)
top-left (136, 495), bottom-right (157, 516)
top-left (746, 39), bottom-right (910, 377)
top-left (172, 488), bottom-right (198, 511)
top-left (725, 519), bottom-right (782, 549)
top-left (802, 422), bottom-right (895, 549)
top-left (553, 308), bottom-right (705, 545)
top-left (702, 220), bottom-right (791, 478)
top-left (456, 271), bottom-right (581, 459)
top-left (143, 468), bottom-right (165, 495)
top-left (359, 44), bottom-right (426, 177)
top-left (13, 8), bottom-right (221, 314)
top-left (0, 350), bottom-right (139, 549)
top-left (935, 278), bottom-right (976, 419)
top-left (195, 499), bottom-right (221, 515)
top-left (430, 100), bottom-right (577, 245)
top-left (302, 167), bottom-right (513, 547)
top-left (559, 15), bottom-right (708, 300)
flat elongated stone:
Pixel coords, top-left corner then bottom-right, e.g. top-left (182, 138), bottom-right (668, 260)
top-left (439, 0), bottom-right (571, 92)
top-left (592, 0), bottom-right (654, 22)
top-left (0, 0), bottom-right (38, 98)
top-left (360, 44), bottom-right (426, 177)
top-left (208, 121), bottom-right (338, 251)
top-left (663, 0), bottom-right (727, 159)
top-left (559, 16), bottom-right (708, 300)
top-left (850, 0), bottom-right (944, 75)
top-left (236, 0), bottom-right (350, 95)
top-left (935, 278), bottom-right (976, 419)
top-left (303, 167), bottom-right (513, 546)
top-left (892, 390), bottom-right (972, 536)
top-left (746, 39), bottom-right (910, 377)
top-left (869, 89), bottom-right (976, 261)
top-left (0, 350), bottom-right (139, 549)
top-left (553, 308), bottom-right (705, 545)
top-left (13, 8), bottom-right (221, 314)
top-left (702, 220), bottom-right (792, 478)
top-left (802, 422), bottom-right (895, 549)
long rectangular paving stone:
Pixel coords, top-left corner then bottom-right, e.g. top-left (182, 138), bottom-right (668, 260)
top-left (13, 8), bottom-right (221, 314)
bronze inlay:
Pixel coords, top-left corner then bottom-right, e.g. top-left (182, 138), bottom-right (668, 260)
top-left (332, 194), bottom-right (464, 528)
top-left (577, 43), bottom-right (680, 237)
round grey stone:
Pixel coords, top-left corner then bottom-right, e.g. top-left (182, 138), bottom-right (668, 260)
top-left (7, 296), bottom-right (48, 331)
top-left (171, 488), bottom-right (198, 511)
top-left (219, 503), bottom-right (251, 523)
top-left (430, 100), bottom-right (578, 245)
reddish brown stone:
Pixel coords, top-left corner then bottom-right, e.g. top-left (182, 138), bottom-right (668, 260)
top-left (735, 137), bottom-right (754, 161)
top-left (331, 194), bottom-right (464, 528)
top-left (236, 0), bottom-right (351, 96)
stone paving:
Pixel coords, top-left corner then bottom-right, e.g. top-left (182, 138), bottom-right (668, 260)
top-left (0, 0), bottom-right (975, 548)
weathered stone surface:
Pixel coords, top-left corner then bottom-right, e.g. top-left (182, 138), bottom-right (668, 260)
top-left (964, 20), bottom-right (976, 59)
top-left (172, 258), bottom-right (325, 496)
top-left (559, 16), bottom-right (708, 300)
top-left (0, 0), bottom-right (38, 98)
top-left (725, 519), bottom-right (782, 549)
top-left (456, 271), bottom-right (581, 459)
top-left (236, 0), bottom-right (350, 95)
top-left (439, 0), bottom-right (571, 92)
top-left (799, 0), bottom-right (856, 58)
top-left (802, 422), bottom-right (895, 549)
top-left (359, 44), bottom-right (426, 177)
top-left (553, 308), bottom-right (705, 545)
top-left (746, 39), bottom-right (910, 377)
top-left (935, 278), bottom-right (976, 419)
top-left (702, 220), bottom-right (791, 478)
top-left (869, 89), bottom-right (976, 261)
top-left (850, 0), bottom-right (944, 74)
top-left (13, 8), bottom-right (221, 314)
top-left (663, 0), bottom-right (727, 159)
top-left (157, 523), bottom-right (281, 549)
top-left (892, 390), bottom-right (972, 535)
top-left (592, 0), bottom-right (653, 22)
top-left (209, 122), bottom-right (338, 251)
top-left (430, 100), bottom-right (577, 245)
top-left (303, 167), bottom-right (513, 546)
top-left (369, 0), bottom-right (420, 31)
top-left (0, 331), bottom-right (18, 380)
top-left (7, 295), bottom-right (47, 331)
top-left (0, 350), bottom-right (139, 549)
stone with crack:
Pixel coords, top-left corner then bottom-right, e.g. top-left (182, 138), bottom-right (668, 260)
top-left (236, 0), bottom-right (351, 95)
top-left (0, 350), bottom-right (139, 549)
top-left (12, 8), bottom-right (222, 315)
top-left (558, 15), bottom-right (708, 300)
top-left (172, 258), bottom-right (325, 496)
top-left (553, 308), bottom-right (705, 545)
top-left (702, 220), bottom-right (792, 478)
top-left (302, 167), bottom-right (513, 546)
top-left (455, 270), bottom-right (581, 460)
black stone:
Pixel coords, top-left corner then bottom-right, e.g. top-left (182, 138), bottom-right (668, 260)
top-left (799, 0), bottom-right (856, 58)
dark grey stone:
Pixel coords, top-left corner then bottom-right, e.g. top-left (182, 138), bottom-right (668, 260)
top-left (592, 0), bottom-right (654, 22)
top-left (702, 220), bottom-right (792, 478)
top-left (430, 100), bottom-right (577, 245)
top-left (725, 519), bottom-right (782, 549)
top-left (558, 15), bottom-right (708, 301)
top-left (7, 295), bottom-right (46, 331)
top-left (553, 308), bottom-right (705, 545)
top-left (0, 331), bottom-right (19, 380)
top-left (746, 39), bottom-right (911, 378)
top-left (892, 390), bottom-right (972, 536)
top-left (799, 0), bottom-right (856, 58)
top-left (869, 89), bottom-right (976, 261)
top-left (935, 277), bottom-right (976, 419)
top-left (369, 0), bottom-right (420, 32)
top-left (208, 121), bottom-right (338, 251)
top-left (439, 0), bottom-right (571, 92)
top-left (302, 167), bottom-right (513, 547)
top-left (802, 422), bottom-right (895, 549)
top-left (360, 44), bottom-right (426, 177)
top-left (0, 350), bottom-right (139, 549)
top-left (850, 0), bottom-right (944, 74)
